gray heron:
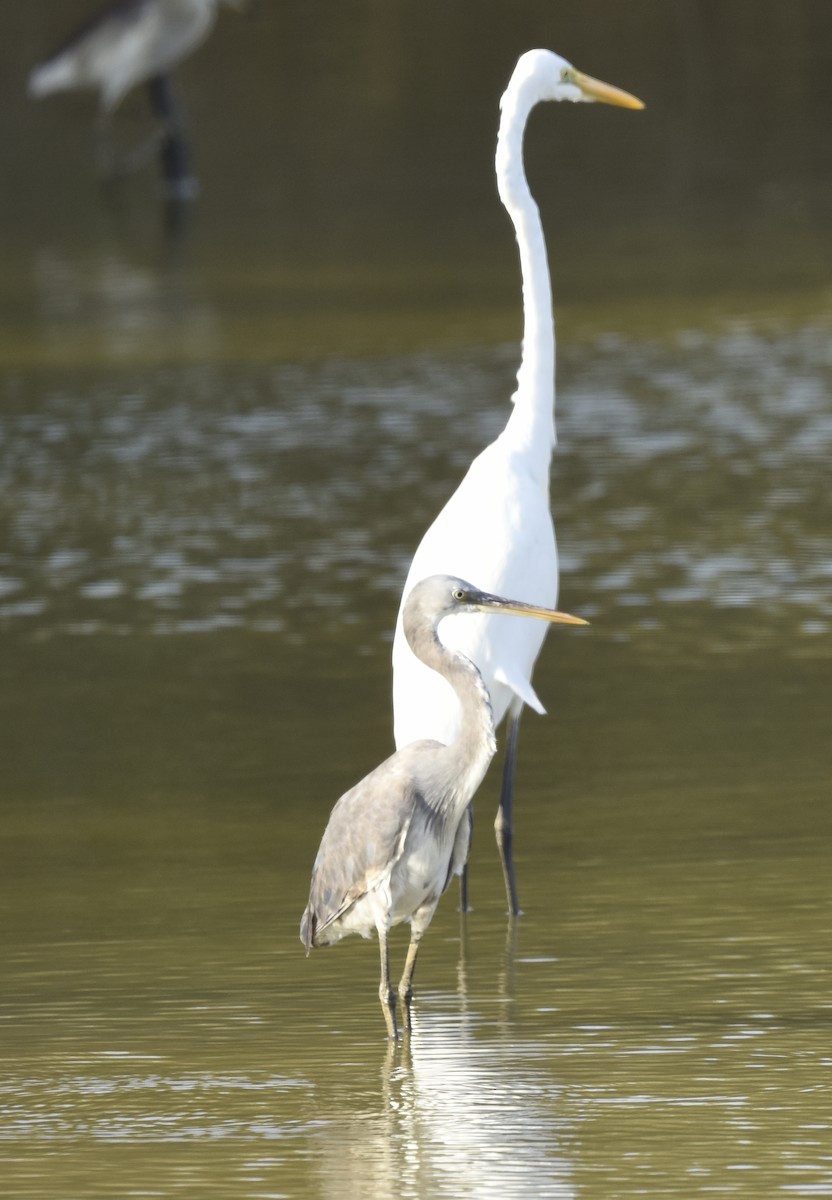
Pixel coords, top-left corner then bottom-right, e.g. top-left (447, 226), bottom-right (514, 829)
top-left (301, 574), bottom-right (587, 1038)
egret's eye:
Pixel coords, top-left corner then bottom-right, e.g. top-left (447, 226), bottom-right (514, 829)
top-left (561, 67), bottom-right (573, 84)
top-left (453, 588), bottom-right (466, 602)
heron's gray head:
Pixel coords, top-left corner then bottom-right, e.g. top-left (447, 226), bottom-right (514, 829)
top-left (403, 574), bottom-right (589, 632)
top-left (505, 48), bottom-right (644, 110)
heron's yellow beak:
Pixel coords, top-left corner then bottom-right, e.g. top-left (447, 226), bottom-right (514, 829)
top-left (475, 597), bottom-right (589, 627)
top-left (571, 68), bottom-right (645, 111)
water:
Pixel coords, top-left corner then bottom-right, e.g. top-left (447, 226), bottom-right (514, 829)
top-left (2, 2), bottom-right (832, 1197)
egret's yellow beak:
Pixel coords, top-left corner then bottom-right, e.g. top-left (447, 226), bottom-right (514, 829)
top-left (571, 68), bottom-right (645, 111)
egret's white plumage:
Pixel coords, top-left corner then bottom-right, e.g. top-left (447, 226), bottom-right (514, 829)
top-left (391, 50), bottom-right (643, 913)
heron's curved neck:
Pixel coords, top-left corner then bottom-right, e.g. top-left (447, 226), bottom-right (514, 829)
top-left (496, 78), bottom-right (556, 467)
top-left (407, 621), bottom-right (497, 800)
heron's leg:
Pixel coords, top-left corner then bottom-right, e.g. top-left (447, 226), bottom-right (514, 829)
top-left (495, 706), bottom-right (523, 916)
top-left (397, 928), bottom-right (423, 1034)
top-left (378, 926), bottom-right (398, 1039)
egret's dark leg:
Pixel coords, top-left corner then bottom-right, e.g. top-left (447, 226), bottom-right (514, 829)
top-left (378, 926), bottom-right (398, 1039)
top-left (146, 73), bottom-right (199, 201)
top-left (495, 706), bottom-right (523, 916)
top-left (397, 929), bottom-right (423, 1034)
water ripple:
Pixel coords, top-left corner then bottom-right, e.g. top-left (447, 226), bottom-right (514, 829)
top-left (1, 319), bottom-right (829, 656)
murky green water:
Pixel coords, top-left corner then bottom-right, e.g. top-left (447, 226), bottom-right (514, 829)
top-left (2, 2), bottom-right (831, 1197)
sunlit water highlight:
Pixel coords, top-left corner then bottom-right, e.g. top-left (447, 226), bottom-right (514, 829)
top-left (3, 320), bottom-right (830, 658)
top-left (3, 895), bottom-right (831, 1198)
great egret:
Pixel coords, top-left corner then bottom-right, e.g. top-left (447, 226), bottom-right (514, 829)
top-left (28, 0), bottom-right (240, 197)
top-left (391, 50), bottom-right (643, 915)
top-left (301, 575), bottom-right (587, 1038)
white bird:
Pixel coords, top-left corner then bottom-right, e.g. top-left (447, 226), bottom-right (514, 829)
top-left (391, 50), bottom-right (643, 915)
top-left (301, 575), bottom-right (587, 1038)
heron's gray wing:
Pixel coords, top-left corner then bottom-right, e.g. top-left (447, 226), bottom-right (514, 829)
top-left (303, 741), bottom-right (440, 945)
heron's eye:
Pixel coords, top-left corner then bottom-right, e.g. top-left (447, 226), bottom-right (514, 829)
top-left (561, 68), bottom-right (571, 83)
top-left (453, 588), bottom-right (466, 601)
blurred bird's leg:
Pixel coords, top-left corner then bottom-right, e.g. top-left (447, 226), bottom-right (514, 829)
top-left (378, 926), bottom-right (398, 1039)
top-left (146, 74), bottom-right (199, 201)
top-left (397, 928), bottom-right (424, 1034)
top-left (495, 705), bottom-right (523, 916)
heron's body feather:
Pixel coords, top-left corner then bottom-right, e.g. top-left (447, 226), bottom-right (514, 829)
top-left (302, 716), bottom-right (492, 950)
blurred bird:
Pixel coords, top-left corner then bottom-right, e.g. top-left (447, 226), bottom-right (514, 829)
top-left (391, 50), bottom-right (643, 915)
top-left (28, 0), bottom-right (241, 198)
top-left (301, 574), bottom-right (587, 1038)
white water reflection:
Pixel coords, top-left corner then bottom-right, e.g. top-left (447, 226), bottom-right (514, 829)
top-left (307, 995), bottom-right (832, 1199)
top-left (0, 1061), bottom-right (309, 1142)
top-left (33, 247), bottom-right (219, 365)
top-left (311, 1008), bottom-right (576, 1200)
top-left (403, 1014), bottom-right (574, 1199)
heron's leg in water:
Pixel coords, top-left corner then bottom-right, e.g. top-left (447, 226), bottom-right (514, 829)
top-left (495, 706), bottom-right (523, 916)
top-left (397, 929), bottom-right (424, 1033)
top-left (377, 926), bottom-right (398, 1039)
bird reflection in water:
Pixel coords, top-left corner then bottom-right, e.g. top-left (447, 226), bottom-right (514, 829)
top-left (33, 243), bottom-right (219, 362)
top-left (310, 1010), bottom-right (576, 1200)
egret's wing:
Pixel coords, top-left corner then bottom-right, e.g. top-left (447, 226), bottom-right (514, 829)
top-left (492, 667), bottom-right (546, 715)
top-left (303, 742), bottom-right (440, 946)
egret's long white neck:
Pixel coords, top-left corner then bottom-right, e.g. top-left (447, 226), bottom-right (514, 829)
top-left (496, 76), bottom-right (556, 471)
